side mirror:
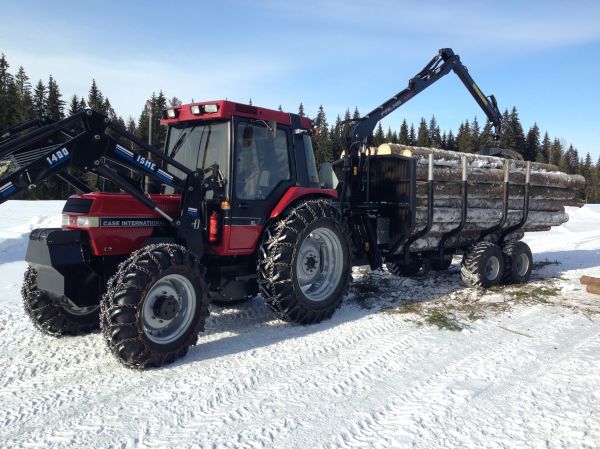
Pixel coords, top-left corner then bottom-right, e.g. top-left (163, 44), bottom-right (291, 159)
top-left (267, 120), bottom-right (277, 141)
top-left (242, 124), bottom-right (253, 148)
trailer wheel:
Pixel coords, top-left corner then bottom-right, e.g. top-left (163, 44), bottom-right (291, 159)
top-left (502, 241), bottom-right (533, 284)
top-left (387, 259), bottom-right (422, 276)
top-left (460, 242), bottom-right (505, 288)
top-left (21, 266), bottom-right (100, 336)
top-left (100, 244), bottom-right (209, 369)
top-left (258, 199), bottom-right (351, 325)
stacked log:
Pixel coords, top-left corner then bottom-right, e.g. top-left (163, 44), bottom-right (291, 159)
top-left (376, 144), bottom-right (585, 253)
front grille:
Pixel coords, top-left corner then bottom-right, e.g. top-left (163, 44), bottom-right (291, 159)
top-left (63, 197), bottom-right (93, 213)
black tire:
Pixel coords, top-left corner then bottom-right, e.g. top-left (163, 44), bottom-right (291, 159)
top-left (21, 266), bottom-right (100, 336)
top-left (460, 241), bottom-right (505, 288)
top-left (387, 259), bottom-right (422, 276)
top-left (258, 199), bottom-right (352, 325)
top-left (100, 244), bottom-right (210, 369)
top-left (502, 240), bottom-right (533, 284)
top-left (430, 258), bottom-right (453, 271)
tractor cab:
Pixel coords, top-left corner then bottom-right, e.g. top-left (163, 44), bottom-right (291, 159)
top-left (160, 101), bottom-right (326, 255)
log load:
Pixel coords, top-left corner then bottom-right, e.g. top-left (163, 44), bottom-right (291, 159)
top-left (374, 144), bottom-right (585, 254)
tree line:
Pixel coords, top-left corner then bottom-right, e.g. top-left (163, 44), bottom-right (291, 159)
top-left (0, 52), bottom-right (598, 203)
top-left (307, 103), bottom-right (600, 203)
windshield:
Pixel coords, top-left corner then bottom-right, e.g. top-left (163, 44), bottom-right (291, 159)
top-left (164, 121), bottom-right (229, 196)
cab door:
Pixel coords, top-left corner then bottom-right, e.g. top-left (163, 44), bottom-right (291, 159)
top-left (228, 119), bottom-right (295, 250)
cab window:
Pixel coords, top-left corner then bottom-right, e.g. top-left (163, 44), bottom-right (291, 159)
top-left (235, 122), bottom-right (290, 200)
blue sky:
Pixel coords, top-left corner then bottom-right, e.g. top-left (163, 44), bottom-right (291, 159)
top-left (1, 0), bottom-right (599, 159)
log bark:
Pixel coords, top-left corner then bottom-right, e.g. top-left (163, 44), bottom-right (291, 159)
top-left (415, 182), bottom-right (581, 200)
top-left (580, 276), bottom-right (600, 287)
top-left (414, 208), bottom-right (568, 227)
top-left (586, 285), bottom-right (600, 295)
top-left (415, 197), bottom-right (580, 212)
top-left (415, 166), bottom-right (585, 189)
top-left (379, 143), bottom-right (560, 172)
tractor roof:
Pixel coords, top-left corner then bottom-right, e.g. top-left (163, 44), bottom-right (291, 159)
top-left (160, 100), bottom-right (312, 129)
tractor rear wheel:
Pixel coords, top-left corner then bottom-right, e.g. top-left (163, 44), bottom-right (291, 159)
top-left (100, 244), bottom-right (209, 369)
top-left (460, 241), bottom-right (505, 288)
top-left (21, 266), bottom-right (100, 336)
top-left (258, 200), bottom-right (351, 325)
top-left (502, 241), bottom-right (533, 284)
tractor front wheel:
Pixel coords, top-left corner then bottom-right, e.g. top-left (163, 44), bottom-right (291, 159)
top-left (100, 244), bottom-right (209, 369)
top-left (21, 266), bottom-right (100, 336)
top-left (258, 200), bottom-right (351, 325)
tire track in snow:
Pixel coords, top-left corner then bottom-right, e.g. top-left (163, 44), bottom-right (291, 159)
top-left (0, 304), bottom-right (414, 446)
top-left (321, 309), bottom-right (588, 449)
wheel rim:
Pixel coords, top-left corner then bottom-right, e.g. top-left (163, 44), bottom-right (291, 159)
top-left (484, 256), bottom-right (501, 281)
top-left (515, 253), bottom-right (530, 277)
top-left (296, 227), bottom-right (344, 302)
top-left (142, 274), bottom-right (196, 344)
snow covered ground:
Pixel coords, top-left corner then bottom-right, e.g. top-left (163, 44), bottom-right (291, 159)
top-left (0, 201), bottom-right (599, 449)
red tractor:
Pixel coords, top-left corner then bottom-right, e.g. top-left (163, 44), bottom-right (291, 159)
top-left (0, 49), bottom-right (505, 367)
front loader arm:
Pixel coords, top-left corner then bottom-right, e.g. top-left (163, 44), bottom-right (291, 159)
top-left (0, 110), bottom-right (208, 256)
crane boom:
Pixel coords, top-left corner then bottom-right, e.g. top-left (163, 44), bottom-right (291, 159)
top-left (344, 48), bottom-right (502, 152)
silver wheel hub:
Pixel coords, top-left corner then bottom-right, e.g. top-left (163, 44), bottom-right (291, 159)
top-left (515, 253), bottom-right (530, 276)
top-left (484, 256), bottom-right (500, 281)
top-left (296, 227), bottom-right (344, 302)
top-left (142, 274), bottom-right (196, 344)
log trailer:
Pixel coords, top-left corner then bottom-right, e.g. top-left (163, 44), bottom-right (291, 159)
top-left (0, 48), bottom-right (537, 368)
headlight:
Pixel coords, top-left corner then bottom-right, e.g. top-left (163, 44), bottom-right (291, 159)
top-left (190, 105), bottom-right (202, 115)
top-left (76, 216), bottom-right (100, 228)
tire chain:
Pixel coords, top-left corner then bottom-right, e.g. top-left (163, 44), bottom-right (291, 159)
top-left (257, 199), bottom-right (352, 324)
top-left (100, 243), bottom-right (210, 369)
top-left (21, 267), bottom-right (100, 336)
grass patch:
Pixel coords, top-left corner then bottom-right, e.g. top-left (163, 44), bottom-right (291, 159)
top-left (425, 309), bottom-right (464, 331)
top-left (503, 283), bottom-right (562, 304)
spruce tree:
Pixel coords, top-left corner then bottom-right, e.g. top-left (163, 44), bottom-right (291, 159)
top-left (169, 97), bottom-right (182, 107)
top-left (298, 102), bottom-right (305, 117)
top-left (399, 119), bottom-right (409, 144)
top-left (373, 123), bottom-right (385, 147)
top-left (446, 130), bottom-right (457, 152)
top-left (457, 121), bottom-right (474, 153)
top-left (408, 124), bottom-right (416, 145)
top-left (471, 116), bottom-right (480, 150)
top-left (88, 79), bottom-right (104, 112)
top-left (429, 116), bottom-right (442, 148)
top-left (540, 132), bottom-right (551, 163)
top-left (352, 107), bottom-right (360, 120)
top-left (313, 105), bottom-right (331, 164)
top-left (32, 80), bottom-right (46, 117)
top-left (524, 123), bottom-right (540, 162)
top-left (14, 66), bottom-right (33, 121)
top-left (45, 75), bottom-right (65, 120)
top-left (549, 138), bottom-right (563, 166)
top-left (68, 95), bottom-right (80, 116)
top-left (330, 114), bottom-right (344, 160)
top-left (0, 54), bottom-right (13, 128)
top-left (277, 105), bottom-right (283, 112)
top-left (416, 118), bottom-right (429, 147)
top-left (478, 120), bottom-right (494, 150)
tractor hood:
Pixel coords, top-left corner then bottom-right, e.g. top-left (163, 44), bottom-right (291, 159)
top-left (61, 192), bottom-right (182, 256)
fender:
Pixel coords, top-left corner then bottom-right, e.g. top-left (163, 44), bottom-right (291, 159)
top-left (269, 186), bottom-right (337, 219)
